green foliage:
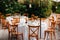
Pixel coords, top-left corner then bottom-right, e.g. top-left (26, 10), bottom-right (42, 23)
top-left (27, 1), bottom-right (50, 18)
top-left (52, 2), bottom-right (60, 13)
top-left (56, 7), bottom-right (60, 13)
top-left (0, 0), bottom-right (52, 18)
top-left (39, 1), bottom-right (51, 18)
top-left (0, 0), bottom-right (26, 14)
top-left (55, 2), bottom-right (60, 13)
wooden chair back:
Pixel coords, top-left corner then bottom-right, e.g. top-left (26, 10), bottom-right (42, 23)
top-left (13, 17), bottom-right (20, 23)
top-left (28, 25), bottom-right (39, 37)
top-left (51, 21), bottom-right (56, 29)
top-left (9, 18), bottom-right (23, 40)
top-left (28, 25), bottom-right (39, 40)
top-left (1, 17), bottom-right (8, 29)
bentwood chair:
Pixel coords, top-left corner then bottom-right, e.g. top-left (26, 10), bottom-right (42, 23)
top-left (9, 18), bottom-right (23, 40)
top-left (0, 13), bottom-right (2, 24)
top-left (44, 20), bottom-right (56, 40)
top-left (28, 25), bottom-right (39, 40)
top-left (1, 15), bottom-right (8, 29)
top-left (6, 13), bottom-right (11, 17)
top-left (57, 23), bottom-right (60, 31)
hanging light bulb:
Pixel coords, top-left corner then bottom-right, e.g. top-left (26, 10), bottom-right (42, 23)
top-left (55, 0), bottom-right (58, 9)
top-left (29, 4), bottom-right (32, 8)
top-left (55, 6), bottom-right (57, 9)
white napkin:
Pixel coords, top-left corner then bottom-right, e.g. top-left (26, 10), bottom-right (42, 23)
top-left (28, 20), bottom-right (40, 26)
top-left (6, 16), bottom-right (13, 25)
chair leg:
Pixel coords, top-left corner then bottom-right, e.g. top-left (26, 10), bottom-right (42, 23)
top-left (50, 32), bottom-right (52, 40)
top-left (44, 31), bottom-right (46, 40)
top-left (8, 33), bottom-right (10, 40)
top-left (53, 31), bottom-right (56, 40)
top-left (17, 36), bottom-right (18, 40)
top-left (22, 34), bottom-right (23, 40)
top-left (47, 32), bottom-right (49, 40)
top-left (28, 36), bottom-right (30, 40)
top-left (16, 35), bottom-right (17, 40)
top-left (11, 34), bottom-right (12, 40)
top-left (36, 36), bottom-right (38, 40)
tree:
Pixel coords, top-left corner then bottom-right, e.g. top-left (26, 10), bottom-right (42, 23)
top-left (0, 0), bottom-right (52, 18)
top-left (0, 0), bottom-right (26, 14)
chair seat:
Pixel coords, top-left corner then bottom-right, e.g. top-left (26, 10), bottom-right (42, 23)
top-left (8, 29), bottom-right (16, 32)
top-left (30, 34), bottom-right (38, 37)
top-left (45, 29), bottom-right (54, 32)
top-left (9, 30), bottom-right (11, 32)
top-left (2, 26), bottom-right (7, 29)
top-left (12, 32), bottom-right (23, 35)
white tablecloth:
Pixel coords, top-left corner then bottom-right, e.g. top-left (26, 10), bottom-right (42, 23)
top-left (18, 16), bottom-right (28, 40)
